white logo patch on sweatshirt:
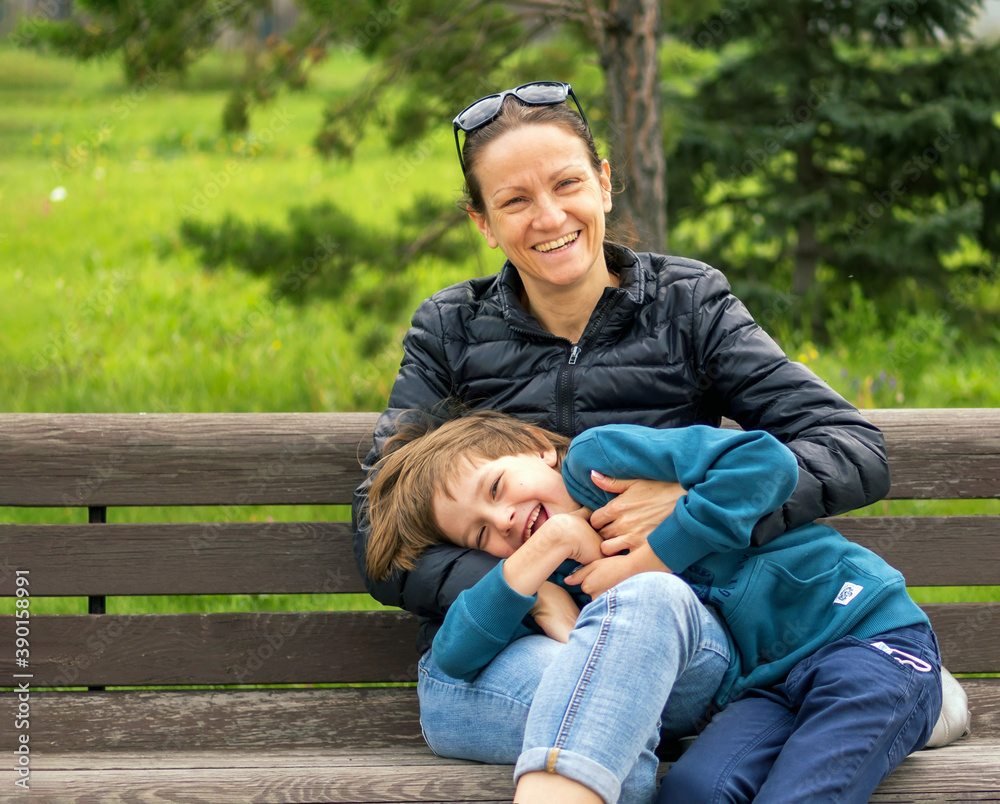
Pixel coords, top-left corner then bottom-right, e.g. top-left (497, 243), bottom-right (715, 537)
top-left (834, 582), bottom-right (864, 606)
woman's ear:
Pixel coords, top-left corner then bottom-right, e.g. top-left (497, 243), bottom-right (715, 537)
top-left (600, 160), bottom-right (613, 213)
top-left (467, 206), bottom-right (499, 249)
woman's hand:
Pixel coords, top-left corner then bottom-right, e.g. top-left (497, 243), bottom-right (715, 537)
top-left (589, 473), bottom-right (686, 555)
top-left (530, 581), bottom-right (581, 643)
top-left (565, 542), bottom-right (671, 598)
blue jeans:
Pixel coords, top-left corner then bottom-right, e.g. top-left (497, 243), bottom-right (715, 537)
top-left (418, 573), bottom-right (731, 804)
top-left (659, 623), bottom-right (942, 803)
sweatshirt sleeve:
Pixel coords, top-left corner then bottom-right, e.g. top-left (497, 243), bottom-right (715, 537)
top-left (430, 562), bottom-right (538, 682)
top-left (562, 424), bottom-right (799, 572)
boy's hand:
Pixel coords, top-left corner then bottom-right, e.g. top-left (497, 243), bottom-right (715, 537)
top-left (530, 581), bottom-right (580, 643)
top-left (564, 542), bottom-right (671, 598)
top-left (533, 507), bottom-right (603, 565)
top-left (589, 474), bottom-right (685, 555)
top-left (501, 508), bottom-right (599, 597)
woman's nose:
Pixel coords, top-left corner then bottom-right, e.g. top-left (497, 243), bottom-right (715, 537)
top-left (533, 194), bottom-right (566, 230)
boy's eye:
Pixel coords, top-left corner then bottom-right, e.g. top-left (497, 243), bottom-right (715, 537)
top-left (490, 477), bottom-right (500, 499)
top-left (476, 526), bottom-right (486, 550)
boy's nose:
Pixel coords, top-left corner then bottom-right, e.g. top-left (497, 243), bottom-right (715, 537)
top-left (493, 506), bottom-right (516, 533)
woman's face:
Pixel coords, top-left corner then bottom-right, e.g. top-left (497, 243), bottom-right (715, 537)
top-left (468, 123), bottom-right (613, 297)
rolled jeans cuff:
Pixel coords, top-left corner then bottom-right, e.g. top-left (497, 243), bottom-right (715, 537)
top-left (514, 746), bottom-right (621, 804)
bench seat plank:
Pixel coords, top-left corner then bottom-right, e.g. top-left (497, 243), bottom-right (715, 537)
top-left (1, 739), bottom-right (997, 803)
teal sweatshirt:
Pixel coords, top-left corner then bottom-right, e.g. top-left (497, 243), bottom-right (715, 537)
top-left (431, 425), bottom-right (928, 705)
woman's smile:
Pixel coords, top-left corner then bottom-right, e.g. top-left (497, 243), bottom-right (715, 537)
top-left (533, 231), bottom-right (580, 254)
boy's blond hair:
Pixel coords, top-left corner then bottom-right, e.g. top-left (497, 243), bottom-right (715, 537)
top-left (366, 410), bottom-right (570, 581)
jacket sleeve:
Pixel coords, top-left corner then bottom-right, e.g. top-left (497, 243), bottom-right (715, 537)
top-left (562, 425), bottom-right (798, 572)
top-left (351, 297), bottom-right (502, 613)
top-left (430, 563), bottom-right (538, 682)
top-left (689, 269), bottom-right (890, 545)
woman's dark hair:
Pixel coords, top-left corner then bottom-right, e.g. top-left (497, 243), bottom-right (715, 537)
top-left (460, 97), bottom-right (604, 217)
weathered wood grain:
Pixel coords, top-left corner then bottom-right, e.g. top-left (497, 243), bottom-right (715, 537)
top-left (1, 681), bottom-right (996, 755)
top-left (0, 412), bottom-right (379, 507)
top-left (926, 603), bottom-right (1000, 672)
top-left (0, 605), bottom-right (995, 686)
top-left (0, 521), bottom-right (364, 596)
top-left (0, 689), bottom-right (423, 753)
top-left (2, 409), bottom-right (999, 507)
top-left (823, 515), bottom-right (1000, 587)
top-left (0, 611), bottom-right (421, 687)
top-left (0, 735), bottom-right (995, 803)
top-left (2, 515), bottom-right (997, 598)
top-left (861, 408), bottom-right (1000, 500)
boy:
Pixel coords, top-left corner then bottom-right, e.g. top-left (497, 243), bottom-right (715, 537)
top-left (366, 410), bottom-right (944, 801)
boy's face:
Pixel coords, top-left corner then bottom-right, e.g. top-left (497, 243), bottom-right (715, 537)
top-left (433, 449), bottom-right (581, 558)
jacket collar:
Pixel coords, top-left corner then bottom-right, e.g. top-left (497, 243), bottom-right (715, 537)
top-left (496, 243), bottom-right (647, 339)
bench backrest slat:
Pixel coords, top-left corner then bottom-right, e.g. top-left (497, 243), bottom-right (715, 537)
top-left (0, 604), bottom-right (994, 686)
top-left (0, 412), bottom-right (378, 507)
top-left (2, 410), bottom-right (1000, 505)
top-left (0, 611), bottom-right (421, 687)
top-left (0, 522), bottom-right (363, 596)
top-left (2, 517), bottom-right (996, 597)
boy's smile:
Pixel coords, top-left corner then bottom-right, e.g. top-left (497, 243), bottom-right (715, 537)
top-left (433, 449), bottom-right (580, 558)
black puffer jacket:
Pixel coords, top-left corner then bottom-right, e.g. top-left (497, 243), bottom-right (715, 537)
top-left (352, 246), bottom-right (890, 654)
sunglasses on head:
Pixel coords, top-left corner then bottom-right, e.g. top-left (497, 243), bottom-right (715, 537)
top-left (452, 81), bottom-right (590, 174)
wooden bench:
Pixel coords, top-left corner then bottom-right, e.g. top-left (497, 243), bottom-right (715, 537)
top-left (1, 409), bottom-right (998, 803)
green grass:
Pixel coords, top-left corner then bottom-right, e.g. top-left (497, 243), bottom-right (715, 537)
top-left (1, 45), bottom-right (997, 623)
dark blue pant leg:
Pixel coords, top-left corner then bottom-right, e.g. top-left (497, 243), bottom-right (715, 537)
top-left (658, 624), bottom-right (942, 804)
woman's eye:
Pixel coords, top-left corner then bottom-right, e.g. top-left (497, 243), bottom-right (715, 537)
top-left (502, 196), bottom-right (526, 208)
top-left (477, 527), bottom-right (486, 550)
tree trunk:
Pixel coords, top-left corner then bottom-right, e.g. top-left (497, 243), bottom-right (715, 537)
top-left (599, 0), bottom-right (667, 253)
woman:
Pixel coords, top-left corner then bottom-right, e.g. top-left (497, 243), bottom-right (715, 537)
top-left (351, 82), bottom-right (894, 802)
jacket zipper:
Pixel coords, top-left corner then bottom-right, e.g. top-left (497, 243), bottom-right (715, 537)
top-left (555, 293), bottom-right (625, 434)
